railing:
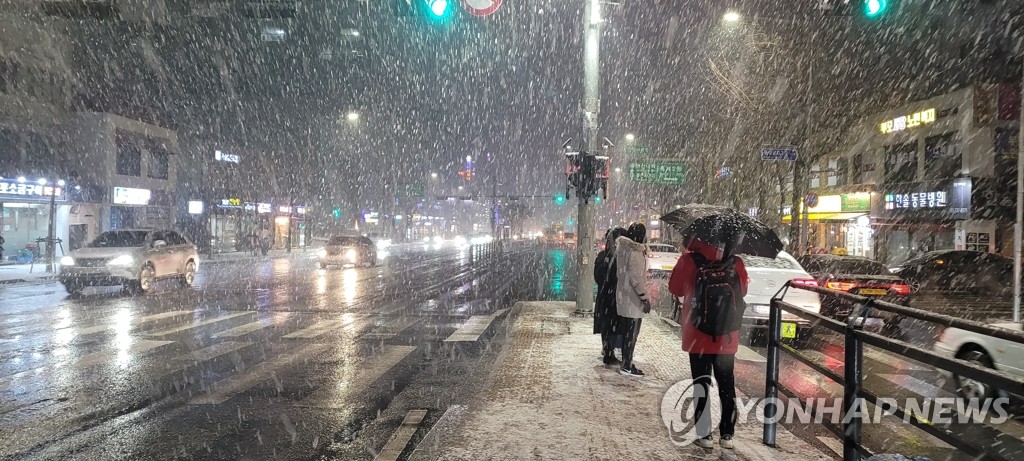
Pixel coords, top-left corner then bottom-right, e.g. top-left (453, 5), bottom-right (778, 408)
top-left (763, 282), bottom-right (1024, 461)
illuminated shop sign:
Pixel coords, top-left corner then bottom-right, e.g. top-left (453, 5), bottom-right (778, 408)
top-left (880, 108), bottom-right (936, 134)
top-left (884, 191), bottom-right (947, 210)
top-left (214, 150), bottom-right (241, 163)
top-left (257, 203), bottom-right (272, 213)
top-left (113, 186), bottom-right (151, 205)
top-left (0, 179), bottom-right (64, 200)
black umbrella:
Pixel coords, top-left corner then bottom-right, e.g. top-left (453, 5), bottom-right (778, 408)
top-left (660, 204), bottom-right (784, 259)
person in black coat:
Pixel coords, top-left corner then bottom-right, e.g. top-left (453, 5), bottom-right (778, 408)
top-left (594, 227), bottom-right (626, 365)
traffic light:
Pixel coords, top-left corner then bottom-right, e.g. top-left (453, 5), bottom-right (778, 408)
top-left (332, 208), bottom-right (342, 219)
top-left (423, 0), bottom-right (451, 19)
top-left (554, 195), bottom-right (566, 205)
top-left (863, 0), bottom-right (888, 18)
top-left (594, 196), bottom-right (601, 204)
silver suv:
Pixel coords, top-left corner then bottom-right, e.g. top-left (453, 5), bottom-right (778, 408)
top-left (59, 229), bottom-right (199, 294)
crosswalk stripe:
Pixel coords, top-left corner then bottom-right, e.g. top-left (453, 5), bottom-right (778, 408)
top-left (736, 345), bottom-right (766, 363)
top-left (73, 339), bottom-right (175, 370)
top-left (189, 342), bottom-right (333, 405)
top-left (443, 315), bottom-right (499, 342)
top-left (188, 341), bottom-right (252, 362)
top-left (864, 347), bottom-right (929, 372)
top-left (282, 316), bottom-right (359, 339)
top-left (816, 436), bottom-right (843, 456)
top-left (142, 312), bottom-right (252, 338)
top-left (375, 409), bottom-right (428, 461)
top-left (297, 345), bottom-right (417, 408)
top-left (211, 314), bottom-right (292, 339)
top-left (361, 317), bottom-right (422, 340)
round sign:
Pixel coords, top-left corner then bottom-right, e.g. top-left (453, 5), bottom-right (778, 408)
top-left (805, 192), bottom-right (819, 208)
top-left (461, 0), bottom-right (502, 16)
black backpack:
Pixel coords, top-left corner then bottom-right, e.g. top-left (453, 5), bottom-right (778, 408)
top-left (689, 253), bottom-right (746, 341)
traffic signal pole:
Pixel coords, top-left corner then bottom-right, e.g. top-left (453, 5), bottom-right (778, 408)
top-left (574, 0), bottom-right (601, 316)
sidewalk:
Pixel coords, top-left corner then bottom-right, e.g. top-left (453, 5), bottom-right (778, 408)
top-left (0, 263), bottom-right (59, 285)
top-left (411, 301), bottom-right (831, 461)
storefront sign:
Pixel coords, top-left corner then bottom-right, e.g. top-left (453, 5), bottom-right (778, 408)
top-left (840, 193), bottom-right (871, 212)
top-left (0, 179), bottom-right (64, 201)
top-left (214, 150), bottom-right (241, 163)
top-left (244, 202), bottom-right (256, 212)
top-left (257, 203), bottom-right (272, 214)
top-left (188, 201), bottom-right (204, 214)
top-left (879, 108), bottom-right (936, 134)
top-left (217, 198), bottom-right (243, 209)
top-left (113, 187), bottom-right (151, 205)
top-left (884, 191), bottom-right (948, 210)
top-left (364, 211), bottom-right (379, 224)
top-left (278, 205), bottom-right (291, 213)
top-left (295, 206), bottom-right (307, 215)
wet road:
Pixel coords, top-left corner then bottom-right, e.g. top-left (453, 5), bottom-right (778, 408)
top-left (0, 243), bottom-right (562, 460)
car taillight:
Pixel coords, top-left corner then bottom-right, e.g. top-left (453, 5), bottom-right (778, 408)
top-left (825, 280), bottom-right (858, 292)
top-left (890, 284), bottom-right (912, 296)
top-left (792, 278), bottom-right (818, 289)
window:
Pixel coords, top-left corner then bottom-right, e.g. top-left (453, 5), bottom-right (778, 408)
top-left (116, 137), bottom-right (142, 176)
top-left (89, 231), bottom-right (150, 248)
top-left (0, 59), bottom-right (18, 94)
top-left (850, 154), bottom-right (863, 184)
top-left (828, 158), bottom-right (847, 187)
top-left (148, 149), bottom-right (170, 179)
top-left (166, 231), bottom-right (187, 245)
top-left (884, 142), bottom-right (917, 184)
top-left (809, 163), bottom-right (821, 189)
top-left (924, 132), bottom-right (962, 180)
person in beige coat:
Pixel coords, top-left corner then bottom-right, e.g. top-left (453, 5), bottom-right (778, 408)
top-left (615, 223), bottom-right (650, 377)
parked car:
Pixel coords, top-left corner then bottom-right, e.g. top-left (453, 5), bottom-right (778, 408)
top-left (647, 243), bottom-right (681, 273)
top-left (739, 251), bottom-right (822, 346)
top-left (933, 322), bottom-right (1024, 400)
top-left (59, 229), bottom-right (199, 295)
top-left (797, 254), bottom-right (911, 328)
top-left (890, 250), bottom-right (1013, 295)
top-left (318, 236), bottom-right (377, 268)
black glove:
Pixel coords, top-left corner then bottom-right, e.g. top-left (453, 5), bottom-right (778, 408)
top-left (641, 299), bottom-right (652, 314)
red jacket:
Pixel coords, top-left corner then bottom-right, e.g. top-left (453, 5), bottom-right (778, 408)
top-left (668, 240), bottom-right (749, 355)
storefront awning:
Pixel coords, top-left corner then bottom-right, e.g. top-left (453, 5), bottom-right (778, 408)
top-left (782, 212), bottom-right (867, 223)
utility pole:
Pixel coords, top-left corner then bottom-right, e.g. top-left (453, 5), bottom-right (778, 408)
top-left (574, 0), bottom-right (601, 316)
top-left (45, 181), bottom-right (57, 273)
top-left (1014, 62), bottom-right (1023, 324)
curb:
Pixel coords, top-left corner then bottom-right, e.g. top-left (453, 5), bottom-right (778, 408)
top-left (201, 253), bottom-right (312, 265)
top-left (0, 275), bottom-right (59, 286)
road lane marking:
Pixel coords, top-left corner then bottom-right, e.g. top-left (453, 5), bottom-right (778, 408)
top-left (282, 316), bottom-right (359, 339)
top-left (189, 342), bottom-right (333, 405)
top-left (864, 347), bottom-right (928, 372)
top-left (375, 409), bottom-right (428, 461)
top-left (141, 312), bottom-right (252, 338)
top-left (298, 345), bottom-right (417, 408)
top-left (211, 314), bottom-right (291, 339)
top-left (72, 339), bottom-right (176, 369)
top-left (361, 317), bottom-right (422, 340)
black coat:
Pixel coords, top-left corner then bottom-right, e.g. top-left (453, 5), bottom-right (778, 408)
top-left (593, 249), bottom-right (619, 335)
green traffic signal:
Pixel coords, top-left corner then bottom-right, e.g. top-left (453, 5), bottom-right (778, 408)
top-left (554, 195), bottom-right (566, 205)
top-left (332, 208), bottom-right (342, 219)
top-left (864, 0), bottom-right (887, 18)
top-left (424, 0), bottom-right (450, 18)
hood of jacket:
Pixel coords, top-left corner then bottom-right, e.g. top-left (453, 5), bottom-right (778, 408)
top-left (615, 235), bottom-right (646, 254)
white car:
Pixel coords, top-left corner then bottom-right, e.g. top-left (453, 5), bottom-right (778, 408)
top-left (933, 323), bottom-right (1024, 400)
top-left (59, 229), bottom-right (199, 294)
top-left (647, 243), bottom-right (682, 273)
top-left (739, 251), bottom-right (822, 346)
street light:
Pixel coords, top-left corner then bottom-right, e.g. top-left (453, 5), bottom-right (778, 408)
top-left (346, 111), bottom-right (359, 121)
top-left (723, 10), bottom-right (740, 23)
top-left (624, 133), bottom-right (635, 141)
top-left (431, 172), bottom-right (438, 179)
top-left (614, 167), bottom-right (622, 173)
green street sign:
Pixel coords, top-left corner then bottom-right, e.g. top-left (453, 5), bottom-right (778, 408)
top-left (628, 161), bottom-right (686, 185)
top-left (398, 184), bottom-right (425, 197)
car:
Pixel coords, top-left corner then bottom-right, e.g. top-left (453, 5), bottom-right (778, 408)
top-left (59, 229), bottom-right (199, 295)
top-left (318, 236), bottom-right (377, 268)
top-left (797, 254), bottom-right (911, 328)
top-left (890, 250), bottom-right (1013, 296)
top-left (933, 322), bottom-right (1024, 400)
top-left (738, 251), bottom-right (822, 347)
top-left (647, 243), bottom-right (681, 273)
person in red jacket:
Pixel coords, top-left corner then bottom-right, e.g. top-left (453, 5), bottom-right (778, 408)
top-left (668, 237), bottom-right (749, 450)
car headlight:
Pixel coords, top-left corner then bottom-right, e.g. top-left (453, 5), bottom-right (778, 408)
top-left (317, 248), bottom-right (327, 258)
top-left (108, 255), bottom-right (135, 266)
top-left (60, 256), bottom-right (75, 266)
top-left (433, 236), bottom-right (444, 244)
top-left (377, 239), bottom-right (391, 249)
top-left (751, 304), bottom-right (770, 315)
top-left (346, 248), bottom-right (358, 263)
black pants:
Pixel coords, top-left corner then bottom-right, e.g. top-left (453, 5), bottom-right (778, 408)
top-left (688, 353), bottom-right (737, 438)
top-left (601, 330), bottom-right (617, 357)
top-left (619, 318), bottom-right (642, 370)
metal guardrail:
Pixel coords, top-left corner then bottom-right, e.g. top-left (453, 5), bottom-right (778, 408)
top-left (763, 282), bottom-right (1024, 461)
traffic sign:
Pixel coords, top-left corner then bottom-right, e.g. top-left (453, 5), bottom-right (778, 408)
top-left (805, 192), bottom-right (819, 208)
top-left (760, 146), bottom-right (799, 161)
top-left (461, 0), bottom-right (502, 16)
top-left (628, 161), bottom-right (686, 185)
top-left (398, 184), bottom-right (425, 197)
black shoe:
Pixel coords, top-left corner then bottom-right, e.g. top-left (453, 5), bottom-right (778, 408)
top-left (603, 355), bottom-right (622, 366)
top-left (618, 365), bottom-right (645, 377)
